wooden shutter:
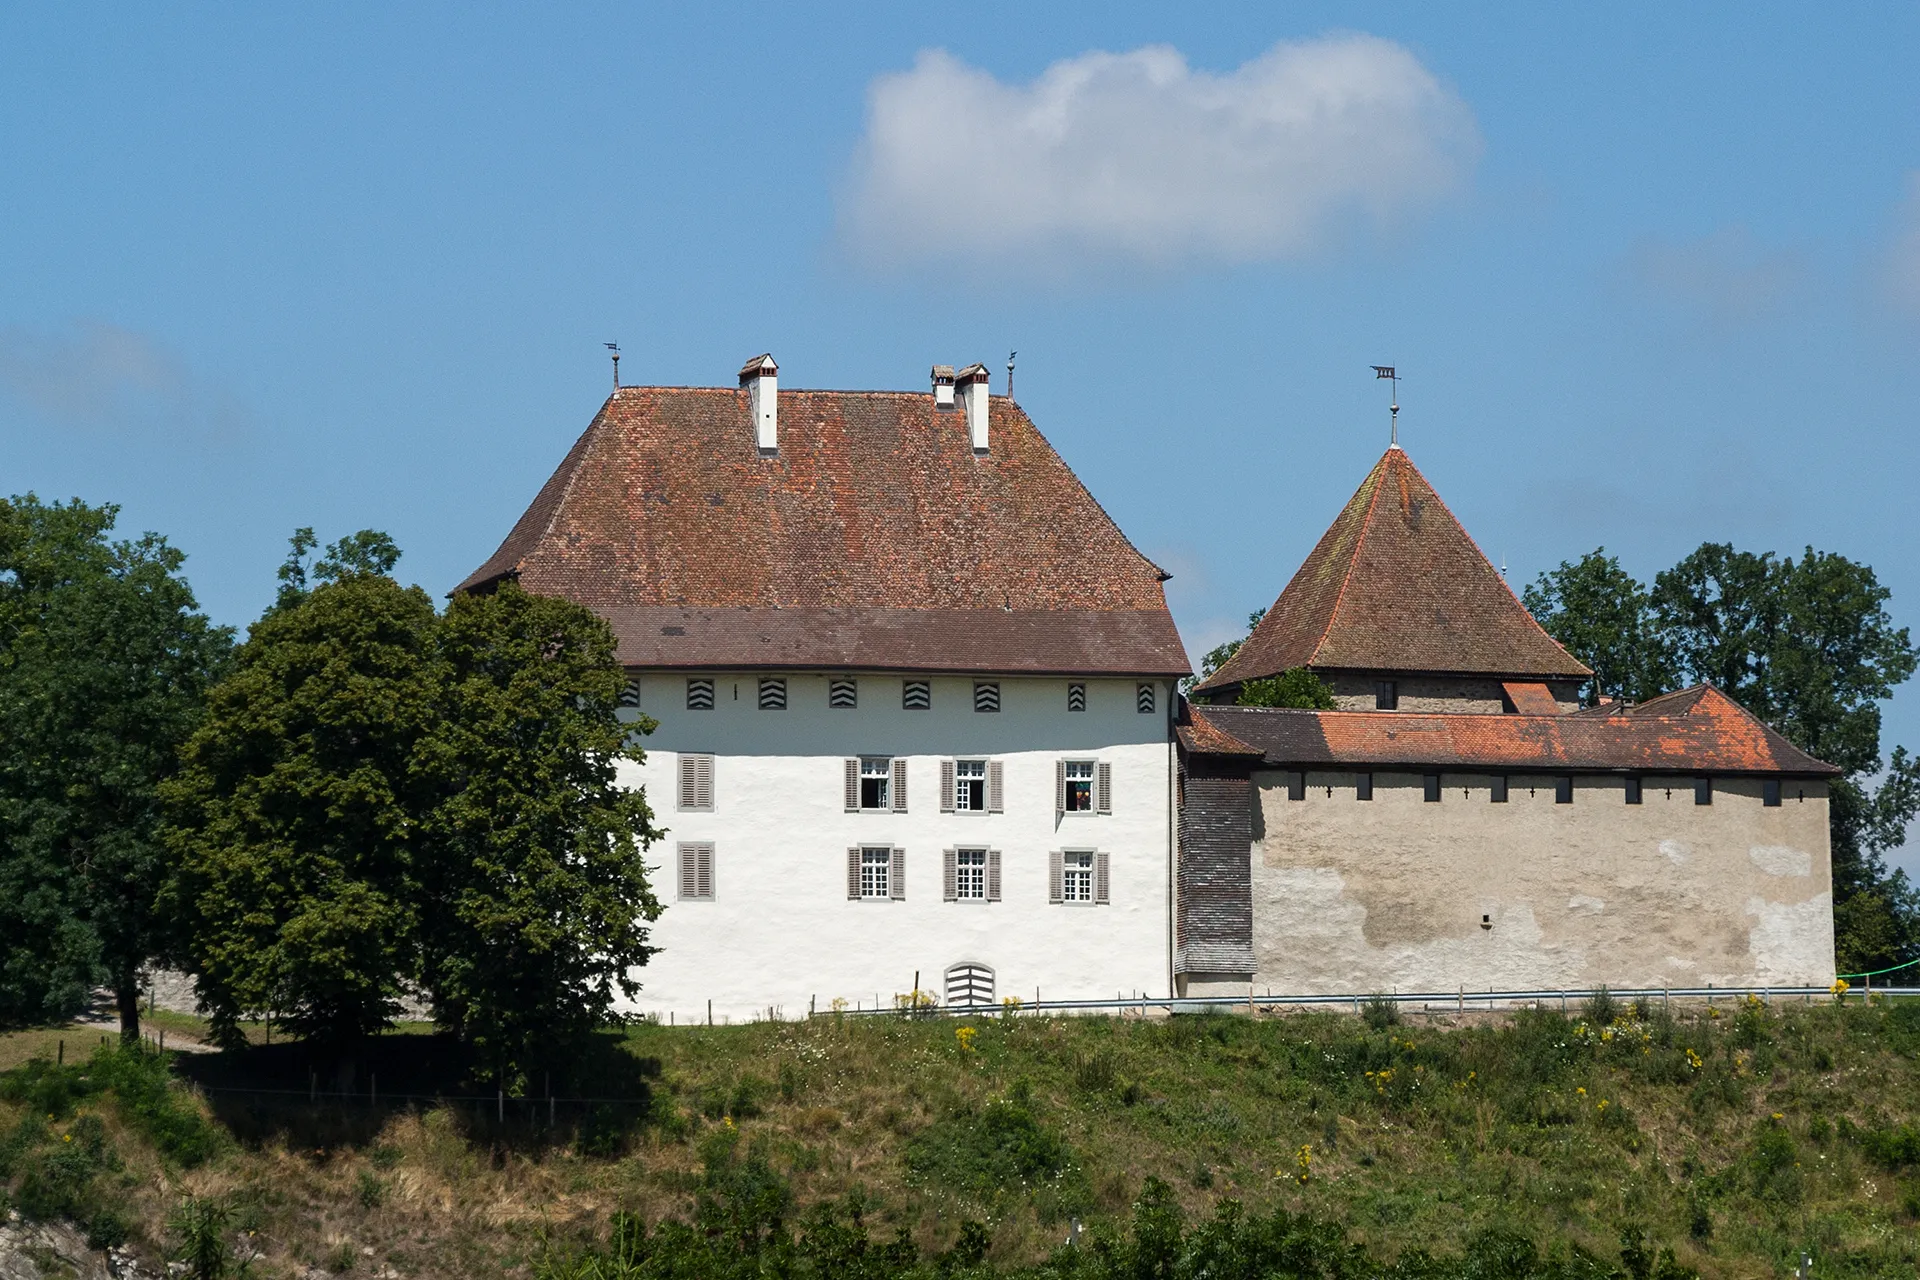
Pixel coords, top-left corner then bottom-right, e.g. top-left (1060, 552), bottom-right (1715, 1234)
top-left (987, 760), bottom-right (1004, 813)
top-left (697, 754), bottom-right (714, 810)
top-left (1095, 761), bottom-right (1112, 814)
top-left (1048, 850), bottom-right (1064, 904)
top-left (844, 759), bottom-right (860, 811)
top-left (679, 844), bottom-right (698, 899)
top-left (679, 755), bottom-right (698, 810)
top-left (847, 847), bottom-right (861, 899)
top-left (1094, 852), bottom-right (1111, 904)
top-left (943, 848), bottom-right (957, 901)
top-left (892, 757), bottom-right (908, 812)
top-left (890, 847), bottom-right (905, 900)
top-left (940, 760), bottom-right (955, 813)
top-left (1055, 760), bottom-right (1067, 814)
top-left (987, 850), bottom-right (1002, 902)
top-left (696, 844), bottom-right (714, 899)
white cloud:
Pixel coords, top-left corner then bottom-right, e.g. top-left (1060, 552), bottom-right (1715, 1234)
top-left (842, 36), bottom-right (1480, 270)
top-left (1622, 226), bottom-right (1807, 325)
top-left (0, 320), bottom-right (246, 437)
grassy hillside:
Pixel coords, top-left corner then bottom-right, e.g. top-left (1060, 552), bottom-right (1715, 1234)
top-left (3, 995), bottom-right (1919, 1277)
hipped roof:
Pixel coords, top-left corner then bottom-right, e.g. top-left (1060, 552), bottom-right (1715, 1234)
top-left (1178, 686), bottom-right (1840, 777)
top-left (1196, 447), bottom-right (1589, 690)
top-left (458, 385), bottom-right (1189, 675)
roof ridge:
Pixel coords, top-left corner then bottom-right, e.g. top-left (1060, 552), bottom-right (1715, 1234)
top-left (1307, 449), bottom-right (1393, 667)
top-left (1395, 451), bottom-right (1586, 672)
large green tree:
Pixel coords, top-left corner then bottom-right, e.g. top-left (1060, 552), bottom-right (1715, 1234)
top-left (0, 495), bottom-right (230, 1034)
top-left (160, 551), bottom-right (440, 1056)
top-left (416, 582), bottom-right (662, 1081)
top-left (1530, 542), bottom-right (1920, 974)
top-left (163, 532), bottom-right (662, 1078)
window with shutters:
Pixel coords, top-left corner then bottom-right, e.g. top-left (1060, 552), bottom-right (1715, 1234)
top-left (1063, 760), bottom-right (1094, 811)
top-left (1066, 682), bottom-right (1086, 712)
top-left (758, 677), bottom-right (786, 710)
top-left (1136, 683), bottom-right (1155, 714)
top-left (677, 753), bottom-right (715, 812)
top-left (677, 842), bottom-right (714, 901)
top-left (859, 757), bottom-right (892, 810)
top-left (954, 759), bottom-right (987, 811)
top-left (859, 846), bottom-right (893, 899)
top-left (955, 848), bottom-right (986, 900)
top-left (902, 680), bottom-right (931, 710)
top-left (973, 681), bottom-right (1000, 712)
top-left (1055, 850), bottom-right (1108, 904)
top-left (686, 677), bottom-right (715, 710)
top-left (829, 677), bottom-right (857, 709)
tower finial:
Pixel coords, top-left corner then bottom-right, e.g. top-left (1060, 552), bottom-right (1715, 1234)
top-left (605, 342), bottom-right (621, 390)
top-left (1372, 365), bottom-right (1399, 447)
top-left (1006, 350), bottom-right (1017, 402)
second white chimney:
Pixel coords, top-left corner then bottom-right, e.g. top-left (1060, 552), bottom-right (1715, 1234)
top-left (740, 353), bottom-right (778, 452)
top-left (958, 362), bottom-right (990, 451)
top-left (930, 364), bottom-right (956, 409)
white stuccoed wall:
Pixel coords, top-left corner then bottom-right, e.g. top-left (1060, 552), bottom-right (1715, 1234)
top-left (615, 673), bottom-right (1176, 1023)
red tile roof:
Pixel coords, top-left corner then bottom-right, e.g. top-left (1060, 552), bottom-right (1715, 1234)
top-left (1501, 681), bottom-right (1563, 715)
top-left (1185, 685), bottom-right (1839, 776)
top-left (1196, 447), bottom-right (1589, 691)
top-left (459, 385), bottom-right (1189, 675)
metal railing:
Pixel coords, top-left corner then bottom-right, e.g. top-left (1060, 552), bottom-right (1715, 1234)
top-left (820, 985), bottom-right (1919, 1019)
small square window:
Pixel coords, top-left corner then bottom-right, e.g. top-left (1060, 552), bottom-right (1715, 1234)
top-left (1763, 779), bottom-right (1782, 807)
top-left (1064, 760), bottom-right (1095, 811)
top-left (973, 682), bottom-right (1000, 713)
top-left (1423, 773), bottom-right (1441, 803)
top-left (1375, 680), bottom-right (1399, 711)
top-left (1067, 682), bottom-right (1087, 712)
top-left (859, 757), bottom-right (892, 810)
top-left (954, 759), bottom-right (987, 811)
top-left (758, 677), bottom-right (786, 710)
top-left (1555, 776), bottom-right (1573, 805)
top-left (860, 846), bottom-right (892, 899)
top-left (903, 680), bottom-right (931, 710)
top-left (686, 677), bottom-right (715, 710)
top-left (1062, 851), bottom-right (1095, 903)
top-left (955, 848), bottom-right (987, 900)
top-left (1625, 776), bottom-right (1643, 805)
top-left (829, 677), bottom-right (857, 709)
top-left (1136, 683), bottom-right (1156, 714)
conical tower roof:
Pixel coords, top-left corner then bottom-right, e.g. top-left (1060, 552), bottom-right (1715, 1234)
top-left (1196, 447), bottom-right (1589, 692)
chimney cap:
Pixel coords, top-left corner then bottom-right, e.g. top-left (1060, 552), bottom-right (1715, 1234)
top-left (956, 362), bottom-right (990, 384)
top-left (930, 364), bottom-right (955, 383)
top-left (738, 353), bottom-right (778, 383)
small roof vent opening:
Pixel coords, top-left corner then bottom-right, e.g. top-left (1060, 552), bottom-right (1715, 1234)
top-left (931, 364), bottom-right (956, 409)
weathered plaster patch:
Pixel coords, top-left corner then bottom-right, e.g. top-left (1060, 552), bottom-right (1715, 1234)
top-left (1568, 894), bottom-right (1606, 914)
top-left (1659, 839), bottom-right (1690, 866)
top-left (1749, 845), bottom-right (1812, 878)
top-left (1745, 893), bottom-right (1835, 985)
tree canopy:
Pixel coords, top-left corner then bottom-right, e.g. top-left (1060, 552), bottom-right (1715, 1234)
top-left (0, 495), bottom-right (230, 1033)
top-left (1528, 542), bottom-right (1920, 974)
top-left (161, 531), bottom-right (662, 1077)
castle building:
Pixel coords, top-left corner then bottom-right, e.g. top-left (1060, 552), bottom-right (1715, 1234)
top-left (458, 357), bottom-right (1189, 1020)
top-left (1176, 446), bottom-right (1839, 997)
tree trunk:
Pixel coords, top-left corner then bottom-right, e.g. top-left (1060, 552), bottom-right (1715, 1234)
top-left (115, 976), bottom-right (141, 1044)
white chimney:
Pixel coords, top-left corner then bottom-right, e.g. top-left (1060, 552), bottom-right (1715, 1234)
top-left (739, 354), bottom-right (778, 452)
top-left (930, 364), bottom-right (956, 409)
top-left (957, 362), bottom-right (990, 452)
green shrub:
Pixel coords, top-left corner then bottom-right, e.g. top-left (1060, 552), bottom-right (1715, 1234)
top-left (0, 1041), bottom-right (222, 1167)
top-left (1362, 995), bottom-right (1401, 1031)
top-left (1859, 1122), bottom-right (1920, 1168)
top-left (1581, 987), bottom-right (1620, 1028)
top-left (905, 1082), bottom-right (1089, 1218)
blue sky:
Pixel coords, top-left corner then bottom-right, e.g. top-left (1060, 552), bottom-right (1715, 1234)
top-left (6, 4), bottom-right (1920, 858)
